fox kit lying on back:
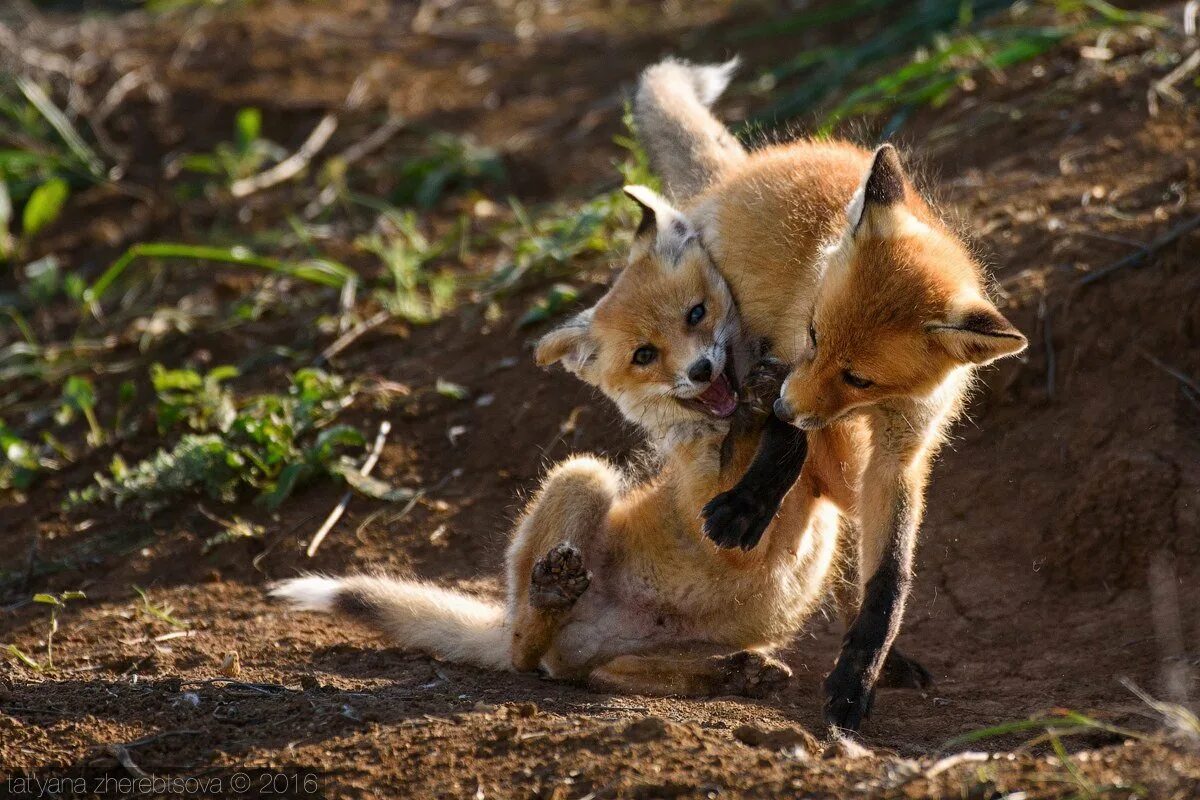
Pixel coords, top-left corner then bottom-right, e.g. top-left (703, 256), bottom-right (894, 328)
top-left (273, 230), bottom-right (846, 697)
top-left (632, 58), bottom-right (1027, 730)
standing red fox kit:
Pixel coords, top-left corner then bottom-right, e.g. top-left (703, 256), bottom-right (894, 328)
top-left (631, 59), bottom-right (1028, 729)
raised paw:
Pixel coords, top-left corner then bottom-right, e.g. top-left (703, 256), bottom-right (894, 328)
top-left (530, 543), bottom-right (591, 612)
top-left (743, 357), bottom-right (791, 407)
top-left (878, 648), bottom-right (933, 690)
top-left (702, 488), bottom-right (773, 551)
top-left (716, 651), bottom-right (792, 699)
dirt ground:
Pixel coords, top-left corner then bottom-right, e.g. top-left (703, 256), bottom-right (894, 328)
top-left (2, 1), bottom-right (1199, 798)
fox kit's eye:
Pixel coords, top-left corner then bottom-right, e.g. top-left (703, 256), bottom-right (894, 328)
top-left (687, 303), bottom-right (706, 326)
top-left (808, 323), bottom-right (817, 348)
top-left (842, 370), bottom-right (873, 389)
top-left (632, 345), bottom-right (658, 366)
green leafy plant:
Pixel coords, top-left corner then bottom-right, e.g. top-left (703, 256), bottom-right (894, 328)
top-left (151, 364), bottom-right (239, 434)
top-left (178, 107), bottom-right (286, 186)
top-left (517, 283), bottom-right (580, 328)
top-left (72, 368), bottom-right (365, 517)
top-left (392, 132), bottom-right (505, 209)
top-left (0, 76), bottom-right (106, 257)
top-left (489, 103), bottom-right (656, 300)
top-left (57, 375), bottom-right (104, 447)
top-left (3, 590), bottom-right (87, 671)
top-left (199, 510), bottom-right (266, 553)
top-left (357, 211), bottom-right (457, 323)
top-left (747, 0), bottom-right (1165, 130)
top-left (21, 177), bottom-right (69, 238)
top-left (1, 421), bottom-right (45, 491)
top-left (132, 585), bottom-right (188, 629)
top-left (20, 255), bottom-right (86, 307)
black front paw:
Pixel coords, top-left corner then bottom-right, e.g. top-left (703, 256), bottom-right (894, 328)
top-left (743, 357), bottom-right (791, 411)
top-left (702, 487), bottom-right (773, 551)
top-left (823, 654), bottom-right (875, 732)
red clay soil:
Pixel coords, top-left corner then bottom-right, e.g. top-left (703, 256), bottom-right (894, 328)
top-left (2, 2), bottom-right (1199, 798)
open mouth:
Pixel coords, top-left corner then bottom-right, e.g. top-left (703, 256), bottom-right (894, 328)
top-left (682, 355), bottom-right (739, 419)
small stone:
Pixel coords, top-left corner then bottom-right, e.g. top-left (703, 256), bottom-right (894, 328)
top-left (217, 651), bottom-right (241, 677)
top-left (822, 732), bottom-right (873, 760)
top-left (622, 716), bottom-right (670, 743)
top-left (511, 702), bottom-right (539, 718)
top-left (733, 724), bottom-right (818, 754)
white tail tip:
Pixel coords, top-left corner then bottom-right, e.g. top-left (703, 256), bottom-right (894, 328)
top-left (269, 576), bottom-right (340, 612)
top-left (692, 57), bottom-right (740, 106)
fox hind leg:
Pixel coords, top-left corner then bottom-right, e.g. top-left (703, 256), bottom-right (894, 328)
top-left (530, 542), bottom-right (591, 611)
top-left (588, 649), bottom-right (791, 699)
top-left (507, 456), bottom-right (619, 672)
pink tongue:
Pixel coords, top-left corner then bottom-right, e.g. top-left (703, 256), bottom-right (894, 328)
top-left (698, 374), bottom-right (738, 418)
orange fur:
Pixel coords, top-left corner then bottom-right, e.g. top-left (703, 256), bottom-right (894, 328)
top-left (617, 75), bottom-right (1028, 726)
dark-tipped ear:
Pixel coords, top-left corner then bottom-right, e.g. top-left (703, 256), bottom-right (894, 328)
top-left (535, 308), bottom-right (599, 381)
top-left (927, 301), bottom-right (1027, 366)
top-left (623, 185), bottom-right (696, 261)
top-left (626, 188), bottom-right (658, 239)
top-left (849, 144), bottom-right (907, 232)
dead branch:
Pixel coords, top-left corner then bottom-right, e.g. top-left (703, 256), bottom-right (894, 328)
top-left (107, 744), bottom-right (150, 779)
top-left (230, 72), bottom-right (374, 199)
top-left (318, 310), bottom-right (392, 365)
top-left (1137, 349), bottom-right (1200, 395)
top-left (1077, 213), bottom-right (1200, 287)
top-left (1148, 48), bottom-right (1200, 116)
top-left (230, 114), bottom-right (339, 199)
top-left (303, 114), bottom-right (407, 218)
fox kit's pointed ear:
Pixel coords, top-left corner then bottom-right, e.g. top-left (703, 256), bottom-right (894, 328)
top-left (847, 144), bottom-right (907, 233)
top-left (928, 300), bottom-right (1027, 365)
top-left (623, 185), bottom-right (696, 262)
top-left (535, 308), bottom-right (599, 381)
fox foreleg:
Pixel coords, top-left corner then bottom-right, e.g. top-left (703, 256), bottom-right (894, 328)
top-left (824, 433), bottom-right (926, 731)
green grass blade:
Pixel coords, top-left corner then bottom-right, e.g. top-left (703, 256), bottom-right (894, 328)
top-left (1081, 0), bottom-right (1167, 28)
top-left (14, 77), bottom-right (105, 178)
top-left (83, 243), bottom-right (358, 305)
top-left (5, 644), bottom-right (42, 670)
top-left (944, 709), bottom-right (1143, 750)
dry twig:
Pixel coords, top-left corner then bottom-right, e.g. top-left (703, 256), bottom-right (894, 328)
top-left (307, 420), bottom-right (391, 557)
top-left (318, 310), bottom-right (392, 365)
top-left (1077, 214), bottom-right (1200, 287)
top-left (230, 114), bottom-right (339, 199)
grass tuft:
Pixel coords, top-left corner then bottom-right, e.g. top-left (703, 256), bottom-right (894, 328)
top-left (70, 368), bottom-right (364, 517)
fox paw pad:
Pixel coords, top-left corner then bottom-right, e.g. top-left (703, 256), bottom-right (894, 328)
top-left (718, 651), bottom-right (792, 699)
top-left (530, 543), bottom-right (591, 611)
top-left (703, 489), bottom-right (772, 551)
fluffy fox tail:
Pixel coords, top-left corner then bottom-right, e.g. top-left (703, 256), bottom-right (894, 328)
top-left (634, 58), bottom-right (747, 202)
top-left (270, 575), bottom-right (511, 671)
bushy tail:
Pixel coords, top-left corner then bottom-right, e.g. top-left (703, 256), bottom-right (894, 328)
top-left (270, 575), bottom-right (511, 671)
top-left (634, 58), bottom-right (747, 202)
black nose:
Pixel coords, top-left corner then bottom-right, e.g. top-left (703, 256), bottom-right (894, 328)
top-left (773, 397), bottom-right (794, 422)
top-left (687, 358), bottom-right (713, 383)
